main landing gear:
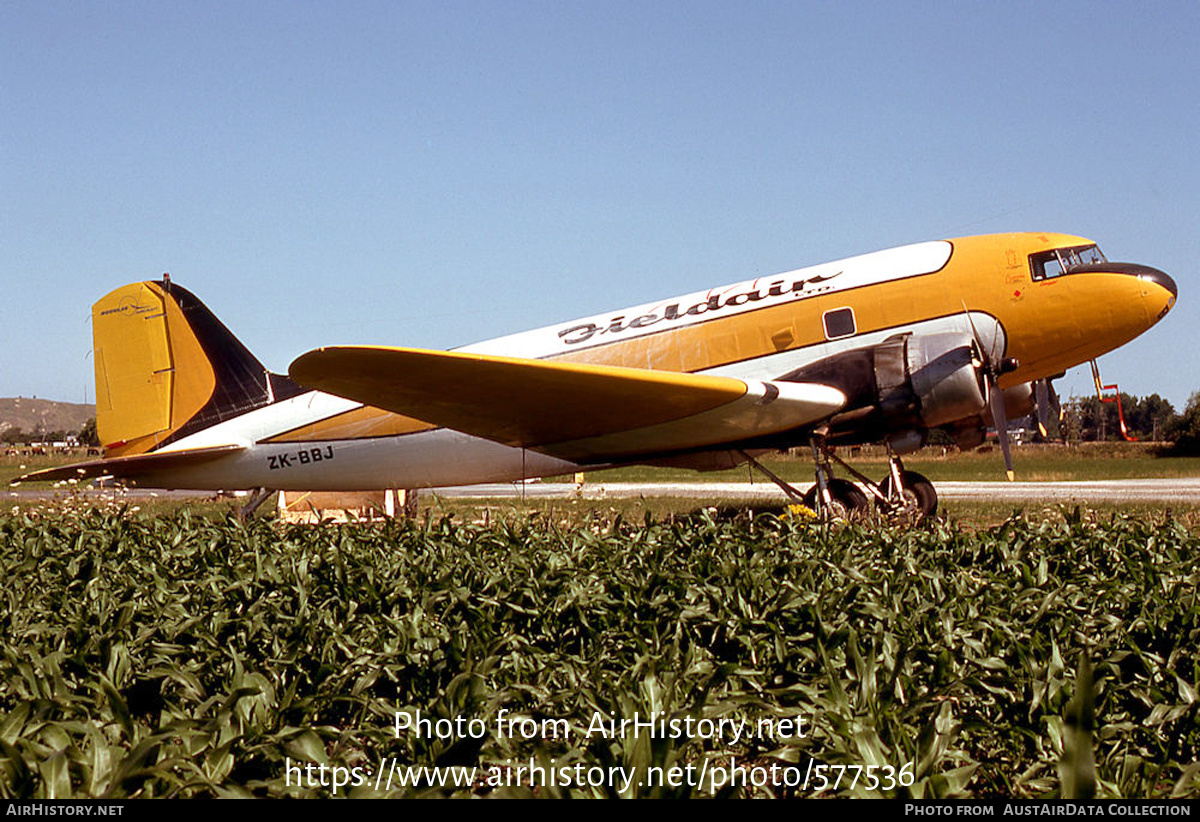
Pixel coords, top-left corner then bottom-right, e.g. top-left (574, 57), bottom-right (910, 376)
top-left (738, 439), bottom-right (938, 523)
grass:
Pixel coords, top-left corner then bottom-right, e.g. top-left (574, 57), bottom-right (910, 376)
top-left (2, 504), bottom-right (1198, 798)
top-left (10, 482), bottom-right (1200, 534)
top-left (1, 451), bottom-right (83, 487)
top-left (577, 442), bottom-right (1200, 485)
top-left (426, 495), bottom-right (1200, 532)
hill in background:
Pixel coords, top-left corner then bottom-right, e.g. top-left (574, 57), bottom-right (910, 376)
top-left (0, 397), bottom-right (95, 438)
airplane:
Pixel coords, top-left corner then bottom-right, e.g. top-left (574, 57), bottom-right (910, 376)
top-left (17, 232), bottom-right (1176, 520)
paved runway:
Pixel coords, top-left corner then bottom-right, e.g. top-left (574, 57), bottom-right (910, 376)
top-left (932, 478), bottom-right (1200, 503)
top-left (429, 478), bottom-right (1200, 504)
top-left (9, 478), bottom-right (1200, 505)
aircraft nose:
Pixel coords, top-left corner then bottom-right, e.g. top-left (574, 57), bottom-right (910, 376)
top-left (1099, 262), bottom-right (1176, 296)
top-left (1133, 264), bottom-right (1177, 322)
top-left (1131, 264), bottom-right (1177, 300)
top-left (1099, 262), bottom-right (1177, 320)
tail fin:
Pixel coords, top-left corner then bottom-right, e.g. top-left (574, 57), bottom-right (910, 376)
top-left (93, 278), bottom-right (303, 456)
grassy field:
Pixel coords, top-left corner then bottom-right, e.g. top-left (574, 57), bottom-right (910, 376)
top-left (10, 483), bottom-right (1200, 533)
top-left (9, 442), bottom-right (1200, 491)
top-left (4, 448), bottom-right (1199, 797)
top-left (2, 504), bottom-right (1197, 798)
top-left (1, 450), bottom-right (102, 488)
top-left (576, 442), bottom-right (1200, 485)
top-left (426, 496), bottom-right (1200, 533)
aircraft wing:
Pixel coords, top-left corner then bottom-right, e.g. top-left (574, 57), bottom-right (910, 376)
top-left (289, 346), bottom-right (845, 462)
top-left (13, 444), bottom-right (246, 485)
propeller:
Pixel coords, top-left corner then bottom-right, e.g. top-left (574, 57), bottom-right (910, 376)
top-left (963, 304), bottom-right (1018, 481)
top-left (1034, 378), bottom-right (1061, 439)
top-left (989, 379), bottom-right (1015, 481)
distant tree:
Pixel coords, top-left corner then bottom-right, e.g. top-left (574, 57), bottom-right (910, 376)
top-left (1067, 391), bottom-right (1178, 442)
top-left (927, 427), bottom-right (956, 447)
top-left (1073, 395), bottom-right (1111, 441)
top-left (2, 426), bottom-right (26, 445)
top-left (1060, 399), bottom-right (1084, 444)
top-left (1131, 394), bottom-right (1177, 441)
top-left (1164, 393), bottom-right (1200, 454)
top-left (78, 417), bottom-right (99, 446)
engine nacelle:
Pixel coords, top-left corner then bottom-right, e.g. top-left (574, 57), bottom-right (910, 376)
top-left (987, 381), bottom-right (1036, 426)
top-left (905, 333), bottom-right (990, 428)
top-left (780, 333), bottom-right (989, 445)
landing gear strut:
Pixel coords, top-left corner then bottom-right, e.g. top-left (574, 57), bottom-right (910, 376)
top-left (879, 469), bottom-right (937, 521)
top-left (738, 439), bottom-right (938, 523)
top-left (738, 445), bottom-right (872, 521)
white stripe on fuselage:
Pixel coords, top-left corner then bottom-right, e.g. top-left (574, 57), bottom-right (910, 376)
top-left (460, 241), bottom-right (952, 359)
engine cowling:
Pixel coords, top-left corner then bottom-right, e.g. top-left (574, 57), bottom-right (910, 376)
top-left (779, 333), bottom-right (989, 449)
top-left (949, 381), bottom-right (1037, 450)
top-left (902, 333), bottom-right (990, 428)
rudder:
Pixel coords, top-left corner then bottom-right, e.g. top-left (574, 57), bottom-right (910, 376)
top-left (93, 278), bottom-right (302, 456)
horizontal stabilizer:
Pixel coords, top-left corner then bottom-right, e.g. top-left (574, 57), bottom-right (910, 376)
top-left (289, 346), bottom-right (844, 461)
top-left (12, 444), bottom-right (246, 485)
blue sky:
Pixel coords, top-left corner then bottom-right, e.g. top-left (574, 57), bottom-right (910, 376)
top-left (3, 1), bottom-right (1196, 412)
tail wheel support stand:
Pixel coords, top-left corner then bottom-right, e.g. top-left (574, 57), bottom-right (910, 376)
top-left (238, 487), bottom-right (275, 522)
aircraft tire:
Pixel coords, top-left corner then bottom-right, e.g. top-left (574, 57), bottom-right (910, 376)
top-left (803, 479), bottom-right (870, 520)
top-left (879, 470), bottom-right (938, 520)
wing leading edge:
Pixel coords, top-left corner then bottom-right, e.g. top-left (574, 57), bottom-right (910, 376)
top-left (288, 346), bottom-right (845, 462)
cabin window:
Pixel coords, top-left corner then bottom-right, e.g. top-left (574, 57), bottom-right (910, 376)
top-left (823, 307), bottom-right (856, 340)
top-left (1030, 244), bottom-right (1107, 281)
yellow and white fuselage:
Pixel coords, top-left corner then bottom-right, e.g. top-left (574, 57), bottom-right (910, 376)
top-left (24, 232), bottom-right (1176, 495)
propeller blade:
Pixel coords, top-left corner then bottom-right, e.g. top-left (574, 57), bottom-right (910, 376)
top-left (966, 301), bottom-right (1016, 480)
top-left (989, 383), bottom-right (1015, 481)
top-left (962, 302), bottom-right (984, 351)
top-left (1035, 379), bottom-right (1051, 437)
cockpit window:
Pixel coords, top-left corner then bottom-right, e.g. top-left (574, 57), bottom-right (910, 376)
top-left (1030, 244), bottom-right (1107, 281)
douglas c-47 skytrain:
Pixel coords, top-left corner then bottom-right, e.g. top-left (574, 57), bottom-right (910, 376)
top-left (18, 232), bottom-right (1177, 519)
